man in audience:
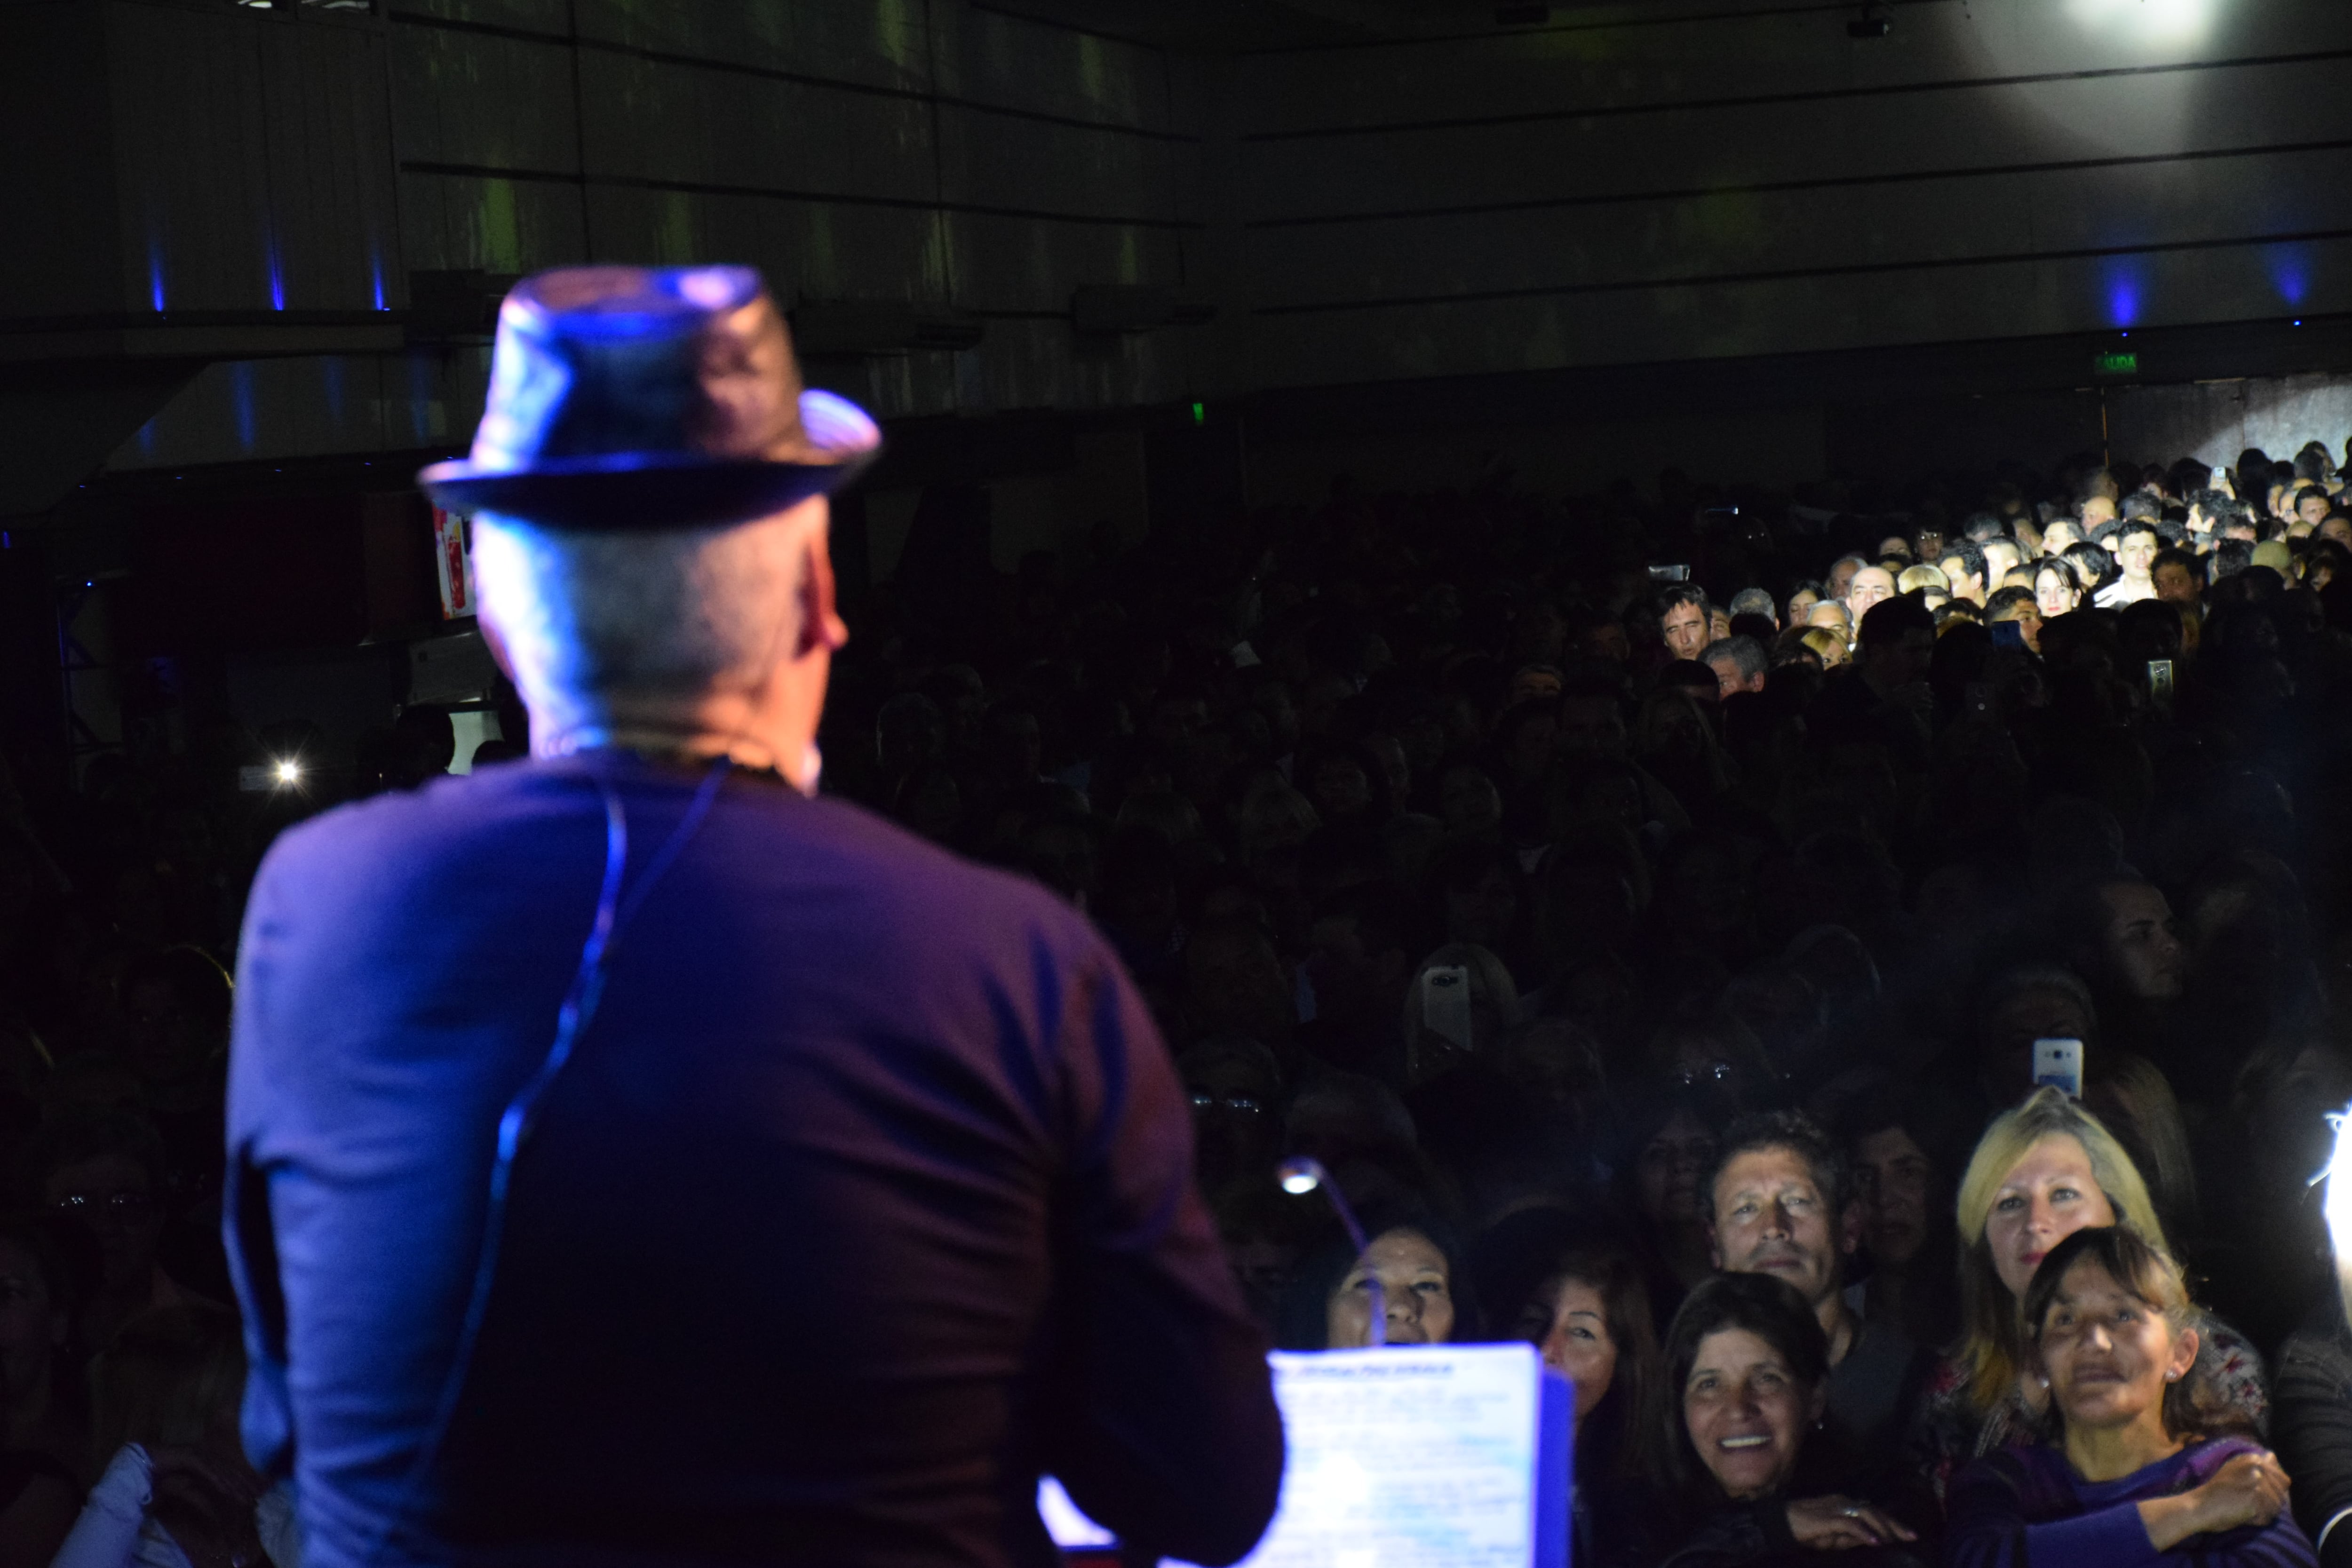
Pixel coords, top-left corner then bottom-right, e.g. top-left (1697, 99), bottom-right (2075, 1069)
top-left (2151, 547), bottom-right (2201, 604)
top-left (1659, 584), bottom-right (1712, 662)
top-left (1986, 584), bottom-right (2041, 651)
top-left (1937, 540), bottom-right (1988, 606)
top-left (2096, 521), bottom-right (2161, 606)
top-left (1844, 565), bottom-right (1896, 624)
top-left (1981, 535), bottom-right (2025, 588)
top-left (1702, 635), bottom-right (1768, 698)
top-left (1826, 554), bottom-right (1868, 604)
top-left (1705, 1112), bottom-right (1929, 1465)
top-left (1728, 587), bottom-right (1780, 631)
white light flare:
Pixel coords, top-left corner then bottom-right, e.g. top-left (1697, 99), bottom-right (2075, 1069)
top-left (273, 759), bottom-right (302, 786)
top-left (2064, 0), bottom-right (2220, 47)
top-left (2323, 1108), bottom-right (2352, 1336)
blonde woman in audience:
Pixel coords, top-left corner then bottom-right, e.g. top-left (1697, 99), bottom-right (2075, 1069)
top-left (1912, 1090), bottom-right (2266, 1502)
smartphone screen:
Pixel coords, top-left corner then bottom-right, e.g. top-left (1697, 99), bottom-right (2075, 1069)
top-left (1991, 620), bottom-right (2026, 649)
top-left (2033, 1038), bottom-right (2084, 1098)
top-left (1647, 564), bottom-right (1691, 583)
top-left (2147, 659), bottom-right (2175, 702)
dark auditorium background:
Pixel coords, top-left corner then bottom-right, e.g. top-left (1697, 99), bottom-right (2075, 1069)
top-left (9, 0), bottom-right (2352, 1562)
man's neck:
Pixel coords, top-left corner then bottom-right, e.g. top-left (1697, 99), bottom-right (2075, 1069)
top-left (537, 711), bottom-right (821, 795)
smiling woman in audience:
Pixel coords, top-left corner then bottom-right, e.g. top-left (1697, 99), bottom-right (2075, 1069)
top-left (1654, 1274), bottom-right (1927, 1567)
top-left (1946, 1226), bottom-right (2314, 1566)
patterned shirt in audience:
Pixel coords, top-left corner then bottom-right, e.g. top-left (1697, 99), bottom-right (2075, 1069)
top-left (1913, 1313), bottom-right (2269, 1505)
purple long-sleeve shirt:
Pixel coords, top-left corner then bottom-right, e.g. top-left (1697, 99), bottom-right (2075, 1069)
top-left (1946, 1436), bottom-right (2316, 1568)
top-left (224, 755), bottom-right (1283, 1568)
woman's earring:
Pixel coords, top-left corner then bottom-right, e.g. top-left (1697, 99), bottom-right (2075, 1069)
top-left (2166, 1370), bottom-right (2180, 1383)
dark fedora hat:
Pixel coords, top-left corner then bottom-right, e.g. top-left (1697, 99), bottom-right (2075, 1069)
top-left (418, 265), bottom-right (880, 530)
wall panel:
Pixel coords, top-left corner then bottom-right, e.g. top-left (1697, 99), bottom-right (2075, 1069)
top-left (1232, 0), bottom-right (2352, 392)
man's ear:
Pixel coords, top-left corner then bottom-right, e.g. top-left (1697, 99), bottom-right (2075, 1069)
top-left (477, 602), bottom-right (518, 682)
top-left (797, 502), bottom-right (849, 658)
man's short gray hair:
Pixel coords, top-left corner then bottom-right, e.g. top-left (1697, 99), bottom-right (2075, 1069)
top-left (1700, 635), bottom-right (1767, 683)
top-left (472, 511), bottom-right (807, 740)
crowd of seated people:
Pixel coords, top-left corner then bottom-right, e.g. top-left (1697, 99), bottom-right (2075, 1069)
top-left (822, 437), bottom-right (2352, 1564)
top-left (0, 434), bottom-right (2350, 1564)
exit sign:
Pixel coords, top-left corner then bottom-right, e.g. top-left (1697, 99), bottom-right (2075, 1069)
top-left (2094, 350), bottom-right (2139, 377)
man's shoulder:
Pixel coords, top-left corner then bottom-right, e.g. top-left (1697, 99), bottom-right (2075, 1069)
top-left (781, 792), bottom-right (1107, 957)
top-left (275, 764), bottom-right (1079, 909)
top-left (254, 763), bottom-right (588, 893)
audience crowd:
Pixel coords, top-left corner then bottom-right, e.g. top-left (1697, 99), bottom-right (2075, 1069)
top-left (5, 435), bottom-right (2352, 1565)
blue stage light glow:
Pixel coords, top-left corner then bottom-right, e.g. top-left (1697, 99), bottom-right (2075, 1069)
top-left (2105, 272), bottom-right (2140, 328)
top-left (2268, 247), bottom-right (2310, 306)
top-left (149, 243), bottom-right (167, 312)
top-left (372, 255), bottom-right (388, 312)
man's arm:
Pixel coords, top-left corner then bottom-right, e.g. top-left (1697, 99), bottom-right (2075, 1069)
top-left (2273, 1329), bottom-right (2352, 1568)
top-left (222, 857), bottom-right (295, 1482)
top-left (1041, 944), bottom-right (1284, 1568)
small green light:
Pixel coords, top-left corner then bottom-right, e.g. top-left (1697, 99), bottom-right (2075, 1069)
top-left (1191, 401), bottom-right (1206, 425)
top-left (2093, 350), bottom-right (2138, 377)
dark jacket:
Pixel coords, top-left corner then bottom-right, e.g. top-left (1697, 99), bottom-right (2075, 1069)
top-left (1660, 1494), bottom-right (1931, 1568)
top-left (2273, 1301), bottom-right (2352, 1568)
top-left (224, 755), bottom-right (1283, 1568)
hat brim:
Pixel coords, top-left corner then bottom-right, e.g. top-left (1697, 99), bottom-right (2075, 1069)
top-left (417, 390), bottom-right (881, 530)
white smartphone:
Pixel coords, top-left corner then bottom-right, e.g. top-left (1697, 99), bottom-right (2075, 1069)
top-left (1421, 964), bottom-right (1475, 1053)
top-left (2033, 1037), bottom-right (2084, 1098)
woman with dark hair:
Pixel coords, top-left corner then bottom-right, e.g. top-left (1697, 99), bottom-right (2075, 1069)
top-left (1274, 1210), bottom-right (1476, 1352)
top-left (1614, 1084), bottom-right (1736, 1317)
top-left (2034, 559), bottom-right (2082, 621)
top-left (1654, 1274), bottom-right (1925, 1566)
top-left (1947, 1227), bottom-right (2313, 1566)
top-left (2062, 541), bottom-right (2116, 601)
top-left (1519, 1245), bottom-right (1669, 1568)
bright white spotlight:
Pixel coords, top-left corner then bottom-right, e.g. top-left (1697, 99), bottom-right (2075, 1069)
top-left (273, 759), bottom-right (302, 786)
top-left (1277, 1157), bottom-right (1322, 1196)
top-left (2064, 0), bottom-right (2217, 45)
top-left (2324, 1110), bottom-right (2352, 1311)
